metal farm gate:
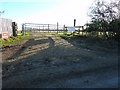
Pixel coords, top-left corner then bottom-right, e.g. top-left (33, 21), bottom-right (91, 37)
top-left (22, 23), bottom-right (66, 34)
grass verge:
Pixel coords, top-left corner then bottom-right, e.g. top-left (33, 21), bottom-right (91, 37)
top-left (0, 33), bottom-right (30, 47)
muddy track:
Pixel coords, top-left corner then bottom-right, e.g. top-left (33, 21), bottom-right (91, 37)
top-left (2, 33), bottom-right (118, 88)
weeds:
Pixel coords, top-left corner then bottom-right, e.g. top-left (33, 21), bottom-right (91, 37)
top-left (0, 33), bottom-right (29, 47)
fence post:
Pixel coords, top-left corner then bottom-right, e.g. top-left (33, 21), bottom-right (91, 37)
top-left (39, 26), bottom-right (40, 32)
top-left (22, 24), bottom-right (25, 36)
top-left (25, 24), bottom-right (26, 34)
top-left (43, 25), bottom-right (44, 32)
top-left (63, 25), bottom-right (65, 32)
top-left (74, 19), bottom-right (76, 27)
top-left (48, 24), bottom-right (49, 33)
top-left (57, 22), bottom-right (58, 33)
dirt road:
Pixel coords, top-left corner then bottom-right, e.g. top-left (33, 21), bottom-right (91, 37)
top-left (2, 33), bottom-right (119, 88)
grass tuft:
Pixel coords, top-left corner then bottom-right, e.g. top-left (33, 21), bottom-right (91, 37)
top-left (0, 33), bottom-right (30, 47)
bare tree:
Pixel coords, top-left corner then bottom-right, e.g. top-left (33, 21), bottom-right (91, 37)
top-left (89, 0), bottom-right (119, 22)
top-left (87, 0), bottom-right (120, 39)
top-left (118, 1), bottom-right (120, 18)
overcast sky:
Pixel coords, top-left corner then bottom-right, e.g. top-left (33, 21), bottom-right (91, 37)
top-left (1, 0), bottom-right (94, 29)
